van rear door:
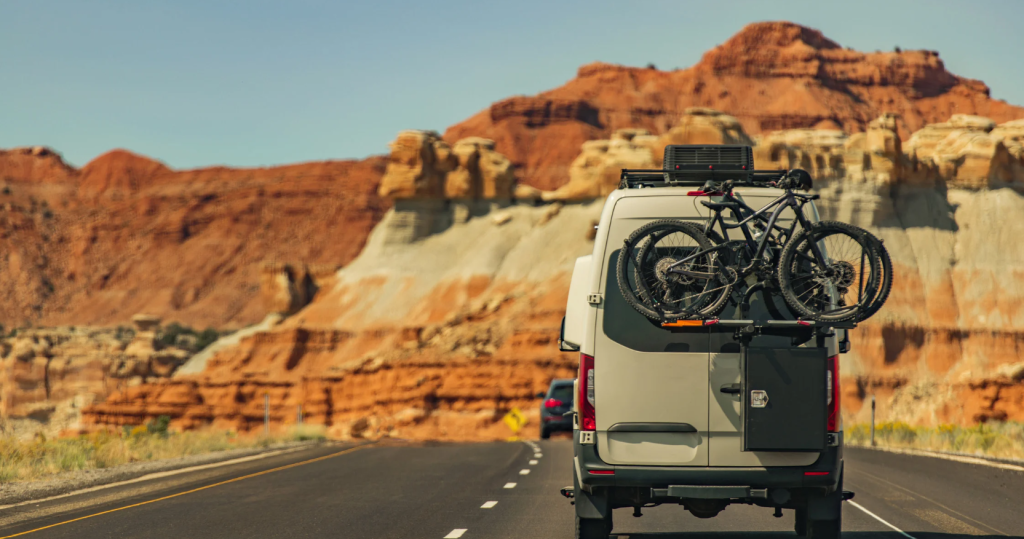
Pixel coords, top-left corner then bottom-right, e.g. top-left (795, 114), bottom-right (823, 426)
top-left (707, 190), bottom-right (825, 466)
top-left (594, 195), bottom-right (709, 466)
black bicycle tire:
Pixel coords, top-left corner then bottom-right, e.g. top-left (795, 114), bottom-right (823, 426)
top-left (638, 221), bottom-right (734, 319)
top-left (617, 220), bottom-right (729, 321)
top-left (856, 234), bottom-right (892, 321)
top-left (638, 231), bottom-right (734, 319)
top-left (777, 221), bottom-right (883, 322)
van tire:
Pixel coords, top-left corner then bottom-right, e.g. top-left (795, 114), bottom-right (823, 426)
top-left (795, 508), bottom-right (808, 536)
top-left (575, 515), bottom-right (611, 539)
top-left (807, 516), bottom-right (841, 539)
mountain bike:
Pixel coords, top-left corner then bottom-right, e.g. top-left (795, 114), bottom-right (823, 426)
top-left (617, 170), bottom-right (890, 323)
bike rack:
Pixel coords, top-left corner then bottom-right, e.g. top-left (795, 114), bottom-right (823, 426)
top-left (662, 318), bottom-right (857, 346)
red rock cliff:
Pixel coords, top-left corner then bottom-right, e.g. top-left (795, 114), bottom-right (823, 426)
top-left (445, 21), bottom-right (1024, 190)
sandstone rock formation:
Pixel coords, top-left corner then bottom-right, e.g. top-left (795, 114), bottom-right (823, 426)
top-left (84, 203), bottom-right (601, 437)
top-left (445, 22), bottom-right (1024, 190)
top-left (0, 315), bottom-right (192, 438)
top-left (0, 148), bottom-right (389, 329)
top-left (378, 131), bottom-right (515, 200)
top-left (542, 128), bottom-right (656, 201)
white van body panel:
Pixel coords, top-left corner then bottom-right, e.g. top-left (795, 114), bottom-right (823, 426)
top-left (562, 255), bottom-right (592, 350)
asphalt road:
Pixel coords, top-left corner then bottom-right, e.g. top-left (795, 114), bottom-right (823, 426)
top-left (0, 439), bottom-right (1021, 538)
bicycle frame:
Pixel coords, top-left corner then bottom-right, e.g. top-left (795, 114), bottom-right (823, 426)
top-left (665, 189), bottom-right (824, 279)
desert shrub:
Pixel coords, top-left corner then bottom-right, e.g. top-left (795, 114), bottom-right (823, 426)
top-left (157, 323), bottom-right (220, 352)
top-left (846, 420), bottom-right (1024, 460)
top-left (146, 415), bottom-right (172, 437)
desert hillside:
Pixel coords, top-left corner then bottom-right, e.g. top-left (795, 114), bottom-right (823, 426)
top-left (0, 149), bottom-right (388, 329)
top-left (3, 21), bottom-right (1024, 439)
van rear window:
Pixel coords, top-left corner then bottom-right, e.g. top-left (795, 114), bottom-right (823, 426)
top-left (602, 250), bottom-right (709, 353)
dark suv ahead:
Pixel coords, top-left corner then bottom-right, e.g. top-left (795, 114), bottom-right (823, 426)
top-left (538, 379), bottom-right (574, 439)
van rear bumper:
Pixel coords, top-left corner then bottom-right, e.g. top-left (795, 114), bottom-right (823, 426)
top-left (575, 431), bottom-right (843, 492)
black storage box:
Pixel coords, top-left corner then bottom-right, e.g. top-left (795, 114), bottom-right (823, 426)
top-left (742, 346), bottom-right (827, 452)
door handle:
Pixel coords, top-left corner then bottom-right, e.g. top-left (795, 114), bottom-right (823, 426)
top-left (719, 383), bottom-right (741, 395)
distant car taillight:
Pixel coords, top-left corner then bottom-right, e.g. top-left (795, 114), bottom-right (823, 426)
top-left (827, 355), bottom-right (840, 432)
top-left (578, 353), bottom-right (596, 431)
top-left (544, 398), bottom-right (563, 409)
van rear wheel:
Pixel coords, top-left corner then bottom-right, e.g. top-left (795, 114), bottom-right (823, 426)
top-left (575, 515), bottom-right (611, 539)
top-left (807, 515), bottom-right (841, 539)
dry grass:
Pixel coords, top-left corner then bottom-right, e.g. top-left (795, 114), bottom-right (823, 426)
top-left (846, 421), bottom-right (1024, 461)
top-left (0, 419), bottom-right (327, 484)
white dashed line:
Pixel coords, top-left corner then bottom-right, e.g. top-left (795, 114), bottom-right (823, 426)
top-left (519, 469), bottom-right (531, 475)
top-left (481, 501), bottom-right (498, 509)
top-left (503, 482), bottom-right (517, 489)
top-left (535, 453), bottom-right (542, 458)
top-left (848, 501), bottom-right (917, 539)
top-left (444, 529), bottom-right (467, 538)
top-left (529, 459), bottom-right (538, 465)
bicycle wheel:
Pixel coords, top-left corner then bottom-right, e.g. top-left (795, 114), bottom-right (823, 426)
top-left (777, 221), bottom-right (882, 322)
top-left (854, 232), bottom-right (892, 321)
top-left (617, 220), bottom-right (734, 321)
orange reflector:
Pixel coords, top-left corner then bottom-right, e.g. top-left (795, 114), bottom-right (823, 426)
top-left (661, 320), bottom-right (704, 327)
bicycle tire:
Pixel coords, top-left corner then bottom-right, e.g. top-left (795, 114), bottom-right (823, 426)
top-left (617, 220), bottom-right (732, 321)
top-left (855, 233), bottom-right (892, 321)
top-left (777, 221), bottom-right (882, 322)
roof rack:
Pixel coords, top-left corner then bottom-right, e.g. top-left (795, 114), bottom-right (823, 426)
top-left (619, 169), bottom-right (790, 190)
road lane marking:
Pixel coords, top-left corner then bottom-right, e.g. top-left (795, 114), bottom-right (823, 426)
top-left (480, 501), bottom-right (498, 509)
top-left (503, 482), bottom-right (516, 489)
top-left (0, 443), bottom-right (317, 511)
top-left (848, 501), bottom-right (917, 539)
top-left (529, 459), bottom-right (538, 465)
top-left (855, 469), bottom-right (1008, 536)
top-left (519, 469), bottom-right (530, 475)
top-left (0, 444), bottom-right (372, 539)
top-left (444, 529), bottom-right (467, 538)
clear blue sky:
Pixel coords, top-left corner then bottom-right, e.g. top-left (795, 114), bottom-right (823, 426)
top-left (2, 0), bottom-right (1022, 169)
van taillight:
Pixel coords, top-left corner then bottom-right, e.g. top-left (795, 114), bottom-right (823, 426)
top-left (827, 355), bottom-right (840, 432)
top-left (579, 353), bottom-right (596, 431)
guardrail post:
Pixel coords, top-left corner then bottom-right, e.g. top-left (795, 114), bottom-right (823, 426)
top-left (870, 395), bottom-right (876, 447)
top-left (297, 404), bottom-right (303, 425)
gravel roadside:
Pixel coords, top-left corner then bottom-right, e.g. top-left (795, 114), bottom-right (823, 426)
top-left (0, 440), bottom-right (323, 507)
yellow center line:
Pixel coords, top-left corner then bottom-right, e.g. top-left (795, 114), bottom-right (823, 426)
top-left (1, 444), bottom-right (372, 539)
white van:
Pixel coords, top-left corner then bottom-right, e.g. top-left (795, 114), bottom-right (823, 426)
top-left (560, 146), bottom-right (850, 539)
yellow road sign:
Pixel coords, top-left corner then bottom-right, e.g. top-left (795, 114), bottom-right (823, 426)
top-left (503, 407), bottom-right (528, 433)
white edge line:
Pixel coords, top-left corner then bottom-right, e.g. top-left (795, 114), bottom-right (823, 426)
top-left (0, 444), bottom-right (315, 510)
top-left (480, 501), bottom-right (498, 508)
top-left (444, 529), bottom-right (467, 538)
top-left (849, 500), bottom-right (917, 539)
top-left (854, 445), bottom-right (1024, 473)
top-left (503, 482), bottom-right (516, 489)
